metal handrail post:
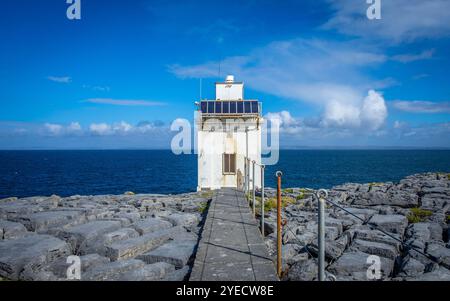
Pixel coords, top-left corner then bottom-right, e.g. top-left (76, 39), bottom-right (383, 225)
top-left (317, 189), bottom-right (328, 282)
top-left (247, 158), bottom-right (250, 193)
top-left (276, 171), bottom-right (283, 278)
top-left (244, 157), bottom-right (247, 193)
top-left (261, 165), bottom-right (265, 237)
top-left (252, 161), bottom-right (256, 217)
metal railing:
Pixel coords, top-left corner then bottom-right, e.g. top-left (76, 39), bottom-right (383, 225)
top-left (243, 157), bottom-right (266, 237)
top-left (247, 169), bottom-right (448, 281)
top-left (315, 189), bottom-right (445, 281)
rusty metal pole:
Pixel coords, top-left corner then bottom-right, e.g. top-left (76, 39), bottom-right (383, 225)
top-left (276, 171), bottom-right (283, 278)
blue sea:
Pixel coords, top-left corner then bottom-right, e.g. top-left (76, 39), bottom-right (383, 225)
top-left (0, 150), bottom-right (449, 199)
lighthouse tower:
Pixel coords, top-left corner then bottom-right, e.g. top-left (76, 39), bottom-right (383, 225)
top-left (197, 75), bottom-right (262, 191)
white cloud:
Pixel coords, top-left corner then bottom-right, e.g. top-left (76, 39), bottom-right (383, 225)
top-left (322, 0), bottom-right (450, 43)
top-left (171, 38), bottom-right (389, 135)
top-left (360, 90), bottom-right (388, 131)
top-left (47, 76), bottom-right (72, 83)
top-left (83, 85), bottom-right (111, 92)
top-left (44, 122), bottom-right (83, 136)
top-left (89, 123), bottom-right (112, 136)
top-left (44, 123), bottom-right (63, 136)
top-left (67, 122), bottom-right (82, 132)
top-left (391, 49), bottom-right (435, 63)
top-left (88, 121), bottom-right (166, 136)
top-left (169, 38), bottom-right (388, 107)
top-left (112, 121), bottom-right (133, 133)
top-left (321, 101), bottom-right (361, 129)
top-left (265, 111), bottom-right (303, 134)
top-left (391, 100), bottom-right (450, 113)
top-left (85, 98), bottom-right (166, 107)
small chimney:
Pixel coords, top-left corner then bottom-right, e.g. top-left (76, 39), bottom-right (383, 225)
top-left (225, 75), bottom-right (234, 83)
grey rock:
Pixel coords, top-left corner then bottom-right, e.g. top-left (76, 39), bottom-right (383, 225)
top-left (84, 228), bottom-right (140, 256)
top-left (426, 243), bottom-right (450, 269)
top-left (105, 227), bottom-right (181, 261)
top-left (328, 251), bottom-right (394, 280)
top-left (368, 214), bottom-right (408, 235)
top-left (83, 259), bottom-right (147, 281)
top-left (308, 233), bottom-right (350, 261)
top-left (281, 244), bottom-right (302, 265)
top-left (46, 254), bottom-right (110, 279)
top-left (0, 234), bottom-right (71, 280)
top-left (286, 259), bottom-right (317, 281)
top-left (16, 210), bottom-right (86, 232)
top-left (0, 219), bottom-right (28, 239)
top-left (428, 223), bottom-right (444, 241)
top-left (132, 218), bottom-right (172, 235)
top-left (412, 267), bottom-right (450, 281)
top-left (118, 262), bottom-right (175, 281)
top-left (353, 228), bottom-right (402, 250)
top-left (165, 266), bottom-right (190, 281)
top-left (399, 256), bottom-right (425, 277)
top-left (114, 212), bottom-right (141, 223)
top-left (137, 239), bottom-right (197, 268)
top-left (165, 213), bottom-right (199, 227)
top-left (350, 239), bottom-right (399, 260)
top-left (56, 220), bottom-right (123, 253)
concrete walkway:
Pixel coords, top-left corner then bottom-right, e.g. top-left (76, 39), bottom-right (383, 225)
top-left (190, 188), bottom-right (278, 281)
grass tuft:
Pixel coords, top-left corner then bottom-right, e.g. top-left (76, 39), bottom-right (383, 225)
top-left (198, 202), bottom-right (209, 214)
top-left (407, 208), bottom-right (433, 224)
top-left (200, 190), bottom-right (214, 199)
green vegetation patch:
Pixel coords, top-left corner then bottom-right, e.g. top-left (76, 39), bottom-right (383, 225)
top-left (264, 196), bottom-right (296, 212)
top-left (283, 188), bottom-right (294, 194)
top-left (296, 192), bottom-right (305, 201)
top-left (198, 202), bottom-right (209, 214)
top-left (407, 208), bottom-right (433, 224)
top-left (200, 190), bottom-right (214, 199)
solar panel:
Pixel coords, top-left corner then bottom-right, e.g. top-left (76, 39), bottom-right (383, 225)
top-left (201, 102), bottom-right (207, 113)
top-left (223, 101), bottom-right (229, 113)
top-left (237, 102), bottom-right (244, 113)
top-left (207, 102), bottom-right (214, 113)
top-left (244, 101), bottom-right (251, 113)
top-left (230, 101), bottom-right (236, 114)
top-left (200, 101), bottom-right (260, 115)
top-left (251, 101), bottom-right (258, 113)
top-left (215, 102), bottom-right (222, 114)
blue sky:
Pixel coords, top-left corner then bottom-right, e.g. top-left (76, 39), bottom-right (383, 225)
top-left (0, 0), bottom-right (449, 149)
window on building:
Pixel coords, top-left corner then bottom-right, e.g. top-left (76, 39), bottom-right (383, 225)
top-left (223, 153), bottom-right (236, 174)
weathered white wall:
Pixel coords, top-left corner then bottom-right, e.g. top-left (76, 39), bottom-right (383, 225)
top-left (215, 83), bottom-right (244, 101)
top-left (197, 119), bottom-right (261, 191)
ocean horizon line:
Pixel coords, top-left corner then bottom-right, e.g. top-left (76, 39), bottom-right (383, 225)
top-left (0, 147), bottom-right (450, 151)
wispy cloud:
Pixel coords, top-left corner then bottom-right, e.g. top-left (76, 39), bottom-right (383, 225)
top-left (83, 85), bottom-right (111, 92)
top-left (391, 100), bottom-right (450, 113)
top-left (43, 122), bottom-right (82, 136)
top-left (412, 74), bottom-right (430, 80)
top-left (40, 121), bottom-right (167, 137)
top-left (322, 0), bottom-right (450, 43)
top-left (391, 49), bottom-right (435, 63)
top-left (47, 76), bottom-right (72, 83)
top-left (170, 38), bottom-right (389, 134)
top-left (85, 98), bottom-right (166, 107)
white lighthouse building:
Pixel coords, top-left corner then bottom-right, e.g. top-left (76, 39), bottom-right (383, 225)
top-left (197, 75), bottom-right (262, 191)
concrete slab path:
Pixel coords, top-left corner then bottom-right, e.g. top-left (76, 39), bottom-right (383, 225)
top-left (190, 188), bottom-right (278, 281)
